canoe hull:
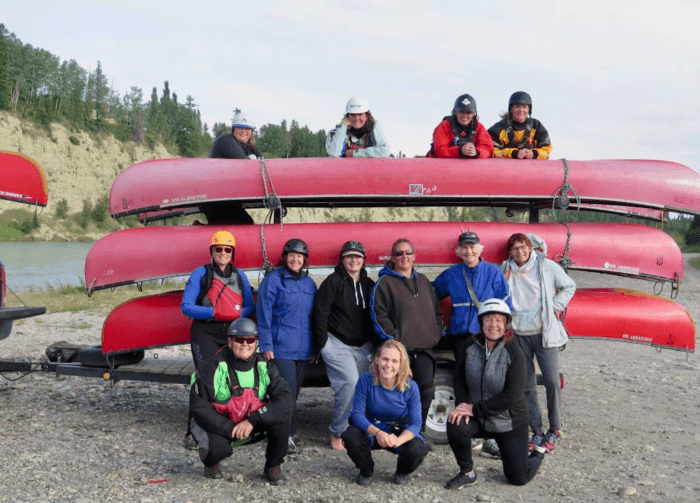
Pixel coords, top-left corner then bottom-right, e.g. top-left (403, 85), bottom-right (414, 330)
top-left (110, 158), bottom-right (700, 217)
top-left (0, 151), bottom-right (49, 206)
top-left (103, 289), bottom-right (695, 353)
top-left (85, 221), bottom-right (683, 293)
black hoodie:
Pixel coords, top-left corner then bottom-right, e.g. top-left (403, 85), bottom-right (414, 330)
top-left (312, 264), bottom-right (376, 351)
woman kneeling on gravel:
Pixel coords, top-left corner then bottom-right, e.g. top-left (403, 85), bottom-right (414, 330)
top-left (445, 299), bottom-right (545, 490)
top-left (342, 340), bottom-right (429, 486)
top-left (189, 318), bottom-right (293, 484)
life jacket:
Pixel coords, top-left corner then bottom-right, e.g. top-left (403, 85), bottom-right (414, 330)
top-left (197, 263), bottom-right (244, 322)
top-left (212, 361), bottom-right (269, 423)
top-left (504, 117), bottom-right (536, 148)
top-left (426, 115), bottom-right (476, 157)
top-left (343, 123), bottom-right (376, 156)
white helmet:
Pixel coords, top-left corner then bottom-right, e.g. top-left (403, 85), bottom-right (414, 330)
top-left (346, 96), bottom-right (370, 114)
top-left (232, 113), bottom-right (255, 130)
top-left (477, 298), bottom-right (512, 325)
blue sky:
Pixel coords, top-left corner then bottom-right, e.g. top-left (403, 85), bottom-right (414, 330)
top-left (2, 0), bottom-right (699, 171)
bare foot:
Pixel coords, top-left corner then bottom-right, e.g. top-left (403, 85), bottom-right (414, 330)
top-left (330, 435), bottom-right (346, 451)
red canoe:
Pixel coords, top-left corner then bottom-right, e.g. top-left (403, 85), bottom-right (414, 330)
top-left (102, 291), bottom-right (192, 353)
top-left (84, 221), bottom-right (683, 294)
top-left (102, 289), bottom-right (695, 353)
top-left (564, 289), bottom-right (696, 352)
top-left (109, 158), bottom-right (700, 218)
top-left (0, 150), bottom-right (49, 206)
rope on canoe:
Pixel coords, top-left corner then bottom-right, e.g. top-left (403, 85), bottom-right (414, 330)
top-left (554, 221), bottom-right (574, 271)
top-left (258, 225), bottom-right (275, 281)
top-left (259, 157), bottom-right (285, 226)
top-left (551, 159), bottom-right (581, 218)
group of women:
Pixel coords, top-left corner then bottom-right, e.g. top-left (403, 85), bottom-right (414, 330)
top-left (178, 89), bottom-right (555, 486)
top-left (210, 91), bottom-right (550, 161)
top-left (181, 229), bottom-right (549, 488)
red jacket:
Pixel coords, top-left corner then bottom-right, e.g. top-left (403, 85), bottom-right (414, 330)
top-left (431, 118), bottom-right (494, 159)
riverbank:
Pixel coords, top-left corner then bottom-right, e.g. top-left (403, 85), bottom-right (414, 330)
top-left (0, 258), bottom-right (697, 502)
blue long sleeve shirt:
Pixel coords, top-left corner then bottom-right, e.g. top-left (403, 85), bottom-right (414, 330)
top-left (349, 371), bottom-right (423, 441)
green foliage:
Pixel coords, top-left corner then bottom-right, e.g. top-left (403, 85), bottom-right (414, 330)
top-left (55, 198), bottom-right (69, 218)
top-left (118, 215), bottom-right (142, 228)
top-left (0, 223), bottom-right (23, 239)
top-left (212, 122), bottom-right (229, 138)
top-left (19, 212), bottom-right (40, 234)
top-left (145, 131), bottom-right (157, 150)
top-left (68, 135), bottom-right (80, 145)
top-left (0, 27), bottom-right (10, 110)
top-left (2, 28), bottom-right (213, 153)
top-left (685, 229), bottom-right (700, 246)
top-left (56, 282), bottom-right (88, 295)
top-left (257, 119), bottom-right (327, 159)
top-left (77, 198), bottom-right (92, 229)
top-left (357, 208), bottom-right (372, 222)
top-left (690, 256), bottom-right (700, 270)
top-left (445, 208), bottom-right (461, 222)
top-left (112, 121), bottom-right (132, 142)
top-left (91, 195), bottom-right (110, 226)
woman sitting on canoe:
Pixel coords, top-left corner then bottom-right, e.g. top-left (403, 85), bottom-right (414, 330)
top-left (445, 299), bottom-right (545, 490)
top-left (205, 112), bottom-right (260, 225)
top-left (342, 340), bottom-right (429, 486)
top-left (312, 240), bottom-right (377, 451)
top-left (427, 93), bottom-right (493, 159)
top-left (488, 92), bottom-right (552, 159)
top-left (209, 112), bottom-right (262, 160)
top-left (257, 239), bottom-right (318, 454)
top-left (326, 96), bottom-right (390, 158)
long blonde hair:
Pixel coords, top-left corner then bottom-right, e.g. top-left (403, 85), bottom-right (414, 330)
top-left (371, 340), bottom-right (412, 392)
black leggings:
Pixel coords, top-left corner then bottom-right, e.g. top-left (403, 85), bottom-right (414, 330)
top-left (447, 419), bottom-right (542, 486)
top-left (408, 350), bottom-right (436, 429)
top-left (341, 425), bottom-right (429, 477)
top-left (192, 419), bottom-right (289, 469)
top-left (190, 320), bottom-right (230, 370)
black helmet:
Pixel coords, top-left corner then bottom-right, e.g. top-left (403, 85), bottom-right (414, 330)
top-left (283, 238), bottom-right (309, 257)
top-left (453, 94), bottom-right (477, 114)
top-left (228, 318), bottom-right (259, 338)
top-left (340, 240), bottom-right (366, 258)
top-left (508, 91), bottom-right (532, 115)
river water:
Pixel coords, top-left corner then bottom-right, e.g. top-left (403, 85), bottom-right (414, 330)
top-left (0, 242), bottom-right (93, 292)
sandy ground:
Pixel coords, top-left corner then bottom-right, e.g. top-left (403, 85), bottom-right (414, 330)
top-left (0, 256), bottom-right (697, 502)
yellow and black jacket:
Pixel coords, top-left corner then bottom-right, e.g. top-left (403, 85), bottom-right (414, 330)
top-left (488, 118), bottom-right (552, 160)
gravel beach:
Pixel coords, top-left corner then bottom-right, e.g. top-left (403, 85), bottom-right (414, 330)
top-left (1, 255), bottom-right (698, 503)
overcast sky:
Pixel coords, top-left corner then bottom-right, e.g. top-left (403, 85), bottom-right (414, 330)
top-left (3, 0), bottom-right (699, 171)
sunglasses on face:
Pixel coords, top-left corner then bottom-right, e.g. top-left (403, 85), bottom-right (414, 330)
top-left (393, 250), bottom-right (415, 257)
top-left (232, 337), bottom-right (257, 345)
top-left (214, 247), bottom-right (233, 254)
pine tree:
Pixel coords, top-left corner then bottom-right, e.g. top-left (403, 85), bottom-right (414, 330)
top-left (0, 26), bottom-right (11, 110)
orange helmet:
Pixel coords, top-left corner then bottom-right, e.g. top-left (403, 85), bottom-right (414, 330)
top-left (209, 231), bottom-right (236, 248)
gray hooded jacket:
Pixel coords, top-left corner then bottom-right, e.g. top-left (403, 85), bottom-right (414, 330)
top-left (500, 233), bottom-right (576, 348)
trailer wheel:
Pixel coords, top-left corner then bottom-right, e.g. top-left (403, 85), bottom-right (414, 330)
top-left (424, 367), bottom-right (455, 444)
top-left (78, 345), bottom-right (145, 368)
